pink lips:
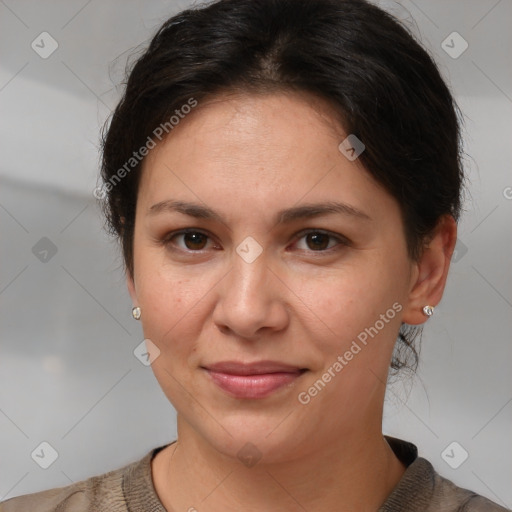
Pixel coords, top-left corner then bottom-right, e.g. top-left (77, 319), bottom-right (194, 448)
top-left (203, 361), bottom-right (306, 399)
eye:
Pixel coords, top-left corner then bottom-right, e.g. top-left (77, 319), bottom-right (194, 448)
top-left (164, 229), bottom-right (214, 251)
top-left (293, 230), bottom-right (349, 252)
top-left (161, 228), bottom-right (348, 254)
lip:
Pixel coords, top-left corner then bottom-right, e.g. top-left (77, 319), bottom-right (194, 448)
top-left (202, 360), bottom-right (307, 399)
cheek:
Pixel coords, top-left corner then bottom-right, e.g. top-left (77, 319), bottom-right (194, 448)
top-left (136, 265), bottom-right (211, 405)
top-left (136, 260), bottom-right (213, 352)
top-left (292, 259), bottom-right (403, 342)
top-left (294, 266), bottom-right (405, 407)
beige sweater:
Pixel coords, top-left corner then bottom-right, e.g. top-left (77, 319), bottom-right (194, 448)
top-left (1, 437), bottom-right (509, 511)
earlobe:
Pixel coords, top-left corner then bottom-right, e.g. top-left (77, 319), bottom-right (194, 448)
top-left (401, 215), bottom-right (457, 325)
top-left (127, 272), bottom-right (142, 320)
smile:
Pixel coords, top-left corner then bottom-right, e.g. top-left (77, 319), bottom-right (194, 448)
top-left (202, 361), bottom-right (308, 399)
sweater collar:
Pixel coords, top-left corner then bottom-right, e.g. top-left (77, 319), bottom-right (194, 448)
top-left (123, 437), bottom-right (433, 511)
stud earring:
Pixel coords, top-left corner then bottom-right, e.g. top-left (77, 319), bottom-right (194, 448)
top-left (132, 306), bottom-right (141, 320)
top-left (422, 305), bottom-right (434, 317)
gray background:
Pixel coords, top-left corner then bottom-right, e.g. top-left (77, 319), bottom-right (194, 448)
top-left (1, 0), bottom-right (511, 507)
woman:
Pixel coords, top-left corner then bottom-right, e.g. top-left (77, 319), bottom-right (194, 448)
top-left (1, 0), bottom-right (508, 510)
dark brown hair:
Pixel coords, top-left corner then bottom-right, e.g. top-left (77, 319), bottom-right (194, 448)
top-left (99, 0), bottom-right (465, 373)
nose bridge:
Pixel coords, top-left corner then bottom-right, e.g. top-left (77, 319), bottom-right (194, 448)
top-left (221, 233), bottom-right (268, 297)
top-left (212, 243), bottom-right (286, 337)
top-left (227, 247), bottom-right (271, 305)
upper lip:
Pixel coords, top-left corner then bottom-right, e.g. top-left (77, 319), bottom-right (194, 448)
top-left (203, 360), bottom-right (306, 375)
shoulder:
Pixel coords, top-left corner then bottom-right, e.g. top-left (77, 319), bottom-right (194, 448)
top-left (0, 446), bottom-right (164, 512)
top-left (382, 437), bottom-right (510, 512)
top-left (0, 467), bottom-right (126, 512)
top-left (0, 481), bottom-right (94, 512)
top-left (430, 466), bottom-right (510, 512)
top-left (0, 471), bottom-right (114, 512)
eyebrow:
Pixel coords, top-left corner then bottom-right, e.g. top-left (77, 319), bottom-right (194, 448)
top-left (148, 199), bottom-right (372, 223)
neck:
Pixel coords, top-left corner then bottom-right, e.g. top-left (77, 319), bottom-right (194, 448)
top-left (152, 419), bottom-right (406, 512)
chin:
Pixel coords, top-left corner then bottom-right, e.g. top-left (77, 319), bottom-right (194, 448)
top-left (186, 410), bottom-right (313, 466)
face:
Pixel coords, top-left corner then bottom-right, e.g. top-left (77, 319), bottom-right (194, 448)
top-left (128, 91), bottom-right (421, 462)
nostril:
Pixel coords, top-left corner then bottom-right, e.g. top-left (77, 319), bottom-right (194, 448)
top-left (217, 325), bottom-right (231, 335)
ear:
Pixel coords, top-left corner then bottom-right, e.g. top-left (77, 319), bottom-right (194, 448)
top-left (401, 214), bottom-right (457, 325)
top-left (126, 269), bottom-right (138, 305)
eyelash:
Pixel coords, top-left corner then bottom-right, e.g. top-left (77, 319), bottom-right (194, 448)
top-left (161, 228), bottom-right (350, 255)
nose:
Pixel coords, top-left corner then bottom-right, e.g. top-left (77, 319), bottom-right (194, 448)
top-left (212, 250), bottom-right (289, 340)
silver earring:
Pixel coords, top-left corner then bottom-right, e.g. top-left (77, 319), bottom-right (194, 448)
top-left (132, 306), bottom-right (141, 320)
top-left (422, 305), bottom-right (434, 317)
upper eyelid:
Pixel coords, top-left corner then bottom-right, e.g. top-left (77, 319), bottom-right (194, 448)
top-left (164, 228), bottom-right (215, 245)
top-left (293, 228), bottom-right (349, 242)
top-left (164, 228), bottom-right (349, 249)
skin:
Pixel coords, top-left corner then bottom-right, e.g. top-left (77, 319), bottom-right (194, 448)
top-left (127, 91), bottom-right (457, 511)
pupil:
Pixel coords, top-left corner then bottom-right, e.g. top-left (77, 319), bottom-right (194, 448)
top-left (185, 232), bottom-right (206, 250)
top-left (307, 233), bottom-right (328, 250)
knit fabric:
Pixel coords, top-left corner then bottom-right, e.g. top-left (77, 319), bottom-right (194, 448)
top-left (1, 437), bottom-right (508, 511)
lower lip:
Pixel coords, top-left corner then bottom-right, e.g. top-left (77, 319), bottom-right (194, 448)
top-left (204, 369), bottom-right (303, 399)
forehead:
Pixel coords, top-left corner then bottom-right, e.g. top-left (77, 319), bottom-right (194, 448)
top-left (136, 91), bottom-right (393, 221)
top-left (145, 91), bottom-right (344, 165)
